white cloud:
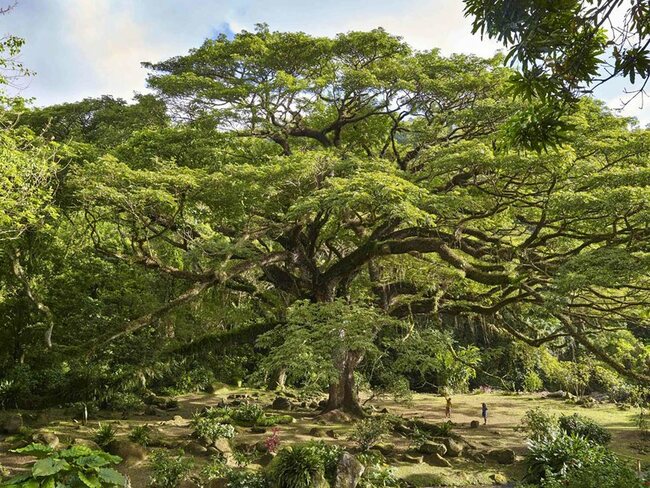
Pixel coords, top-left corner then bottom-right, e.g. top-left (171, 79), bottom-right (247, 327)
top-left (2, 0), bottom-right (647, 126)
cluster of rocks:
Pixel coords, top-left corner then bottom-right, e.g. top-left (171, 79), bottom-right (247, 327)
top-left (376, 419), bottom-right (517, 471)
top-left (269, 395), bottom-right (324, 411)
top-left (543, 390), bottom-right (611, 408)
top-left (143, 394), bottom-right (179, 416)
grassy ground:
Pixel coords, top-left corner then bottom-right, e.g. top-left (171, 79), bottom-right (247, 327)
top-left (0, 388), bottom-right (647, 487)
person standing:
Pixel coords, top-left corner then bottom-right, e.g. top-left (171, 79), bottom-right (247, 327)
top-left (445, 397), bottom-right (452, 418)
top-left (481, 402), bottom-right (488, 425)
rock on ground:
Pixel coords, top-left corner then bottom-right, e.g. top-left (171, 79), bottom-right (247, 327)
top-left (271, 397), bottom-right (292, 410)
top-left (486, 448), bottom-right (516, 465)
top-left (334, 453), bottom-right (365, 488)
top-left (106, 440), bottom-right (147, 466)
top-left (424, 453), bottom-right (452, 467)
top-left (2, 414), bottom-right (23, 434)
top-left (32, 432), bottom-right (59, 449)
top-left (418, 441), bottom-right (447, 456)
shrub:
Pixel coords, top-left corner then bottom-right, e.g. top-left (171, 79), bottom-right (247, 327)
top-left (523, 371), bottom-right (544, 392)
top-left (3, 443), bottom-right (125, 487)
top-left (518, 407), bottom-right (559, 441)
top-left (256, 415), bottom-right (294, 427)
top-left (231, 403), bottom-right (265, 424)
top-left (525, 433), bottom-right (603, 483)
top-left (558, 413), bottom-right (611, 445)
top-left (358, 466), bottom-right (401, 488)
top-left (303, 441), bottom-right (344, 483)
top-left (536, 442), bottom-right (643, 488)
top-left (436, 420), bottom-right (454, 437)
top-left (149, 449), bottom-right (193, 488)
top-left (226, 469), bottom-right (269, 488)
top-left (190, 414), bottom-right (236, 444)
top-left (93, 423), bottom-right (118, 448)
top-left (128, 424), bottom-right (152, 446)
top-left (267, 445), bottom-right (326, 488)
top-left (350, 417), bottom-right (390, 451)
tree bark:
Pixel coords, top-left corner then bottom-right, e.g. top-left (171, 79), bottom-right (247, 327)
top-left (9, 247), bottom-right (55, 348)
top-left (324, 350), bottom-right (365, 417)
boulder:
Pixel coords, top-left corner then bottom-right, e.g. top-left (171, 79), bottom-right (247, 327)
top-left (486, 448), bottom-right (516, 465)
top-left (250, 426), bottom-right (266, 434)
top-left (545, 390), bottom-right (565, 398)
top-left (309, 402), bottom-right (320, 410)
top-left (418, 441), bottom-right (447, 456)
top-left (32, 432), bottom-right (59, 449)
top-left (144, 405), bottom-right (160, 416)
top-left (464, 449), bottom-right (486, 463)
top-left (72, 438), bottom-right (102, 451)
top-left (325, 429), bottom-right (339, 439)
top-left (438, 437), bottom-right (463, 457)
top-left (308, 427), bottom-right (325, 437)
top-left (373, 443), bottom-right (396, 456)
top-left (213, 438), bottom-right (232, 455)
top-left (271, 397), bottom-right (292, 410)
top-left (424, 453), bottom-right (451, 467)
top-left (470, 420), bottom-right (480, 428)
top-left (401, 453), bottom-right (423, 464)
top-left (106, 440), bottom-right (147, 466)
top-left (170, 415), bottom-right (187, 426)
top-left (185, 440), bottom-right (208, 456)
top-left (317, 409), bottom-right (352, 424)
top-left (334, 453), bottom-right (365, 488)
top-left (490, 473), bottom-right (508, 485)
top-left (2, 413), bottom-right (23, 434)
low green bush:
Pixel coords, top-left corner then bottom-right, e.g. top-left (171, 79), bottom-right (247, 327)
top-left (128, 424), bottom-right (152, 446)
top-left (1, 443), bottom-right (125, 487)
top-left (93, 423), bottom-right (117, 448)
top-left (525, 432), bottom-right (640, 488)
top-left (149, 449), bottom-right (194, 488)
top-left (558, 413), bottom-right (611, 445)
top-left (538, 446), bottom-right (642, 488)
top-left (190, 414), bottom-right (236, 444)
top-left (518, 408), bottom-right (559, 441)
top-left (267, 445), bottom-right (326, 488)
top-left (231, 403), bottom-right (265, 424)
top-left (350, 417), bottom-right (390, 451)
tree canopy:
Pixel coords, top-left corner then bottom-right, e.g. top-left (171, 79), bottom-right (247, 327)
top-left (0, 25), bottom-right (648, 415)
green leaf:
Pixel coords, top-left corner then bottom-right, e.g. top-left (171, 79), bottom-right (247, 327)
top-left (42, 478), bottom-right (56, 488)
top-left (10, 444), bottom-right (53, 458)
top-left (97, 468), bottom-right (126, 486)
top-left (77, 472), bottom-right (101, 488)
top-left (32, 458), bottom-right (70, 477)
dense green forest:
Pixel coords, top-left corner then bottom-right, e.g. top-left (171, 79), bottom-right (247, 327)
top-left (0, 18), bottom-right (649, 488)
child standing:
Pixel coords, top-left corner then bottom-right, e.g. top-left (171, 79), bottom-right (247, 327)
top-left (445, 397), bottom-right (452, 418)
top-left (481, 402), bottom-right (488, 425)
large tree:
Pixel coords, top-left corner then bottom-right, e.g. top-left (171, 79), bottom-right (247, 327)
top-left (64, 27), bottom-right (650, 413)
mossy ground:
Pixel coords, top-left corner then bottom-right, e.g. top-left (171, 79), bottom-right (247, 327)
top-left (1, 387), bottom-right (647, 487)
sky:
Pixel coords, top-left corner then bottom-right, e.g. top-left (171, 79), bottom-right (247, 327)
top-left (2, 0), bottom-right (648, 125)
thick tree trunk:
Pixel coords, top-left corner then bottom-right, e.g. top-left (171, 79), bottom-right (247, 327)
top-left (268, 368), bottom-right (287, 390)
top-left (324, 350), bottom-right (365, 417)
